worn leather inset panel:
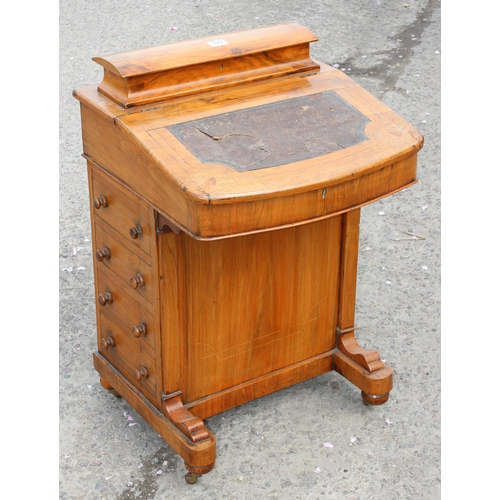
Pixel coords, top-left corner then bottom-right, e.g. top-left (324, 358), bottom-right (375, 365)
top-left (167, 91), bottom-right (370, 172)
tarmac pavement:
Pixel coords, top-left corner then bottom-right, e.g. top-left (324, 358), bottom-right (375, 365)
top-left (58, 1), bottom-right (441, 498)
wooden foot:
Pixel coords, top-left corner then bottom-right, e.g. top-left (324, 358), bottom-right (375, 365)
top-left (361, 391), bottom-right (389, 405)
top-left (163, 394), bottom-right (210, 443)
top-left (333, 349), bottom-right (392, 404)
top-left (100, 377), bottom-right (122, 398)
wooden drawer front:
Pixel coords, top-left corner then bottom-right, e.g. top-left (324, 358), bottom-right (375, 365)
top-left (91, 166), bottom-right (152, 261)
top-left (95, 267), bottom-right (155, 353)
top-left (98, 310), bottom-right (156, 402)
top-left (94, 223), bottom-right (153, 304)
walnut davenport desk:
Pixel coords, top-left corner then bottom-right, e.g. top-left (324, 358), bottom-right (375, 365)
top-left (73, 23), bottom-right (423, 483)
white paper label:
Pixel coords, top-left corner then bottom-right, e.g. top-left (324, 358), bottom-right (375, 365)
top-left (207, 39), bottom-right (228, 47)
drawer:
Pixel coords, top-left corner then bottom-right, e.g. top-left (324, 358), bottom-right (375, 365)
top-left (98, 309), bottom-right (156, 402)
top-left (95, 267), bottom-right (156, 354)
top-left (94, 222), bottom-right (154, 304)
top-left (90, 165), bottom-right (152, 261)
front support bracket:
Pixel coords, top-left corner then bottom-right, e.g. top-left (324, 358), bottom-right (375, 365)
top-left (333, 209), bottom-right (393, 404)
top-left (162, 392), bottom-right (210, 443)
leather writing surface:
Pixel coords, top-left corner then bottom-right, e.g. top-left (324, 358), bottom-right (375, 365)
top-left (168, 91), bottom-right (370, 172)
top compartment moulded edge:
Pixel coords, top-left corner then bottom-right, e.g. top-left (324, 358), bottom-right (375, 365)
top-left (92, 22), bottom-right (320, 108)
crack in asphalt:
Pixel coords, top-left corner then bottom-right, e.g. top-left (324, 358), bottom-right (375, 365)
top-left (332, 0), bottom-right (439, 95)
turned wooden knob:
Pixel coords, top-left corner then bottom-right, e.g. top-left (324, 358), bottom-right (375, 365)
top-left (96, 247), bottom-right (111, 262)
top-left (100, 336), bottom-right (115, 350)
top-left (134, 367), bottom-right (149, 381)
top-left (129, 273), bottom-right (145, 289)
top-left (129, 225), bottom-right (143, 239)
top-left (98, 292), bottom-right (113, 306)
top-left (93, 195), bottom-right (108, 209)
top-left (132, 323), bottom-right (147, 338)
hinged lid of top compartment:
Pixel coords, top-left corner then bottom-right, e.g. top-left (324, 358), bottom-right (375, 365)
top-left (92, 22), bottom-right (319, 108)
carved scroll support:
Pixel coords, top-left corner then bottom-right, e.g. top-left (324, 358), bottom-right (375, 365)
top-left (336, 327), bottom-right (385, 373)
top-left (333, 209), bottom-right (392, 405)
top-left (162, 392), bottom-right (210, 443)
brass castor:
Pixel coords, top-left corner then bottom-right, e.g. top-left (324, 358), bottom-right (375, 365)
top-left (185, 472), bottom-right (200, 484)
top-left (361, 391), bottom-right (389, 405)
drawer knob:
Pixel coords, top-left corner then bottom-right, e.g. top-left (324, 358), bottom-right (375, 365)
top-left (100, 336), bottom-right (115, 350)
top-left (129, 273), bottom-right (145, 289)
top-left (134, 367), bottom-right (149, 381)
top-left (96, 247), bottom-right (111, 262)
top-left (98, 292), bottom-right (113, 306)
top-left (93, 195), bottom-right (109, 209)
top-left (132, 322), bottom-right (147, 338)
top-left (129, 225), bottom-right (143, 240)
